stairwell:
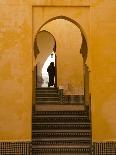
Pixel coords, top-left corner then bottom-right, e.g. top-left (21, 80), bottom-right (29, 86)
top-left (32, 87), bottom-right (92, 155)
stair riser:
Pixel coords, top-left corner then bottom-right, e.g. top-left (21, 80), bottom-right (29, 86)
top-left (32, 148), bottom-right (91, 154)
top-left (36, 88), bottom-right (58, 90)
top-left (36, 94), bottom-right (59, 97)
top-left (32, 140), bottom-right (91, 145)
top-left (32, 153), bottom-right (90, 155)
top-left (36, 90), bottom-right (58, 93)
top-left (32, 132), bottom-right (91, 138)
top-left (32, 118), bottom-right (89, 123)
top-left (36, 98), bottom-right (59, 102)
top-left (33, 111), bottom-right (88, 116)
top-left (32, 124), bottom-right (91, 130)
top-left (36, 101), bottom-right (60, 104)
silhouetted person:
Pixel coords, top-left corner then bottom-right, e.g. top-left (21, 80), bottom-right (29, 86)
top-left (47, 62), bottom-right (55, 87)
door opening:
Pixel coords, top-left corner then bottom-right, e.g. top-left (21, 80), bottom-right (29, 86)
top-left (42, 52), bottom-right (55, 87)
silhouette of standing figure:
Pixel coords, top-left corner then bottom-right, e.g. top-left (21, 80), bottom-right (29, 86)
top-left (47, 62), bottom-right (55, 87)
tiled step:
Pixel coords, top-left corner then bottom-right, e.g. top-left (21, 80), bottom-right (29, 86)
top-left (36, 100), bottom-right (60, 104)
top-left (36, 97), bottom-right (59, 101)
top-left (32, 137), bottom-right (91, 145)
top-left (33, 111), bottom-right (88, 116)
top-left (32, 123), bottom-right (91, 130)
top-left (32, 115), bottom-right (89, 123)
top-left (32, 130), bottom-right (91, 138)
top-left (36, 87), bottom-right (58, 90)
top-left (36, 88), bottom-right (58, 93)
top-left (32, 153), bottom-right (90, 155)
top-left (32, 145), bottom-right (91, 154)
top-left (36, 93), bottom-right (59, 97)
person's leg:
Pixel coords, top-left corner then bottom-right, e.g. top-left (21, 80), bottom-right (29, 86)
top-left (49, 75), bottom-right (52, 87)
top-left (50, 75), bottom-right (54, 86)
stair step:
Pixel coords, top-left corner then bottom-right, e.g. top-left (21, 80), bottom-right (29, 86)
top-left (36, 96), bottom-right (59, 99)
top-left (33, 122), bottom-right (90, 125)
top-left (36, 87), bottom-right (59, 90)
top-left (32, 137), bottom-right (91, 140)
top-left (32, 145), bottom-right (91, 153)
top-left (32, 116), bottom-right (89, 123)
top-left (32, 139), bottom-right (91, 146)
top-left (32, 123), bottom-right (90, 130)
top-left (33, 111), bottom-right (88, 116)
top-left (36, 89), bottom-right (58, 92)
top-left (32, 144), bottom-right (91, 148)
top-left (32, 153), bottom-right (90, 155)
top-left (36, 93), bottom-right (59, 97)
top-left (36, 101), bottom-right (60, 104)
top-left (32, 137), bottom-right (91, 141)
top-left (36, 97), bottom-right (59, 101)
top-left (33, 115), bottom-right (88, 118)
top-left (32, 130), bottom-right (91, 138)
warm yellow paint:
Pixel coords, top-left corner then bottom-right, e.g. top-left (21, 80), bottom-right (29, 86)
top-left (0, 0), bottom-right (90, 6)
top-left (91, 0), bottom-right (116, 141)
top-left (0, 0), bottom-right (116, 142)
top-left (0, 5), bottom-right (32, 141)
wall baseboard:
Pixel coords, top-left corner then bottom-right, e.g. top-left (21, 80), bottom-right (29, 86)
top-left (0, 141), bottom-right (31, 155)
top-left (93, 141), bottom-right (116, 155)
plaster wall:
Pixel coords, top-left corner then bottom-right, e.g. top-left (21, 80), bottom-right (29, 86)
top-left (91, 0), bottom-right (116, 141)
top-left (0, 4), bottom-right (32, 141)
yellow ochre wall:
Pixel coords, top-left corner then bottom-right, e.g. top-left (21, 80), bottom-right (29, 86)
top-left (91, 0), bottom-right (116, 141)
top-left (0, 3), bottom-right (32, 141)
top-left (0, 0), bottom-right (116, 142)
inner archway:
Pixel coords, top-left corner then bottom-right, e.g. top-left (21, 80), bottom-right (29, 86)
top-left (35, 30), bottom-right (56, 88)
top-left (34, 15), bottom-right (89, 104)
top-left (42, 52), bottom-right (55, 87)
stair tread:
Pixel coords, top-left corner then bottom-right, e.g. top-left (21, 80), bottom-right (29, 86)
top-left (36, 92), bottom-right (58, 94)
top-left (32, 129), bottom-right (90, 133)
top-left (36, 97), bottom-right (59, 98)
top-left (34, 110), bottom-right (87, 113)
top-left (33, 122), bottom-right (90, 124)
top-left (32, 137), bottom-right (91, 140)
top-left (36, 101), bottom-right (59, 103)
top-left (32, 153), bottom-right (90, 155)
top-left (33, 115), bottom-right (88, 118)
top-left (32, 144), bottom-right (91, 148)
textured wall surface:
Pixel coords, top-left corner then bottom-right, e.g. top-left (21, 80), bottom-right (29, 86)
top-left (91, 0), bottom-right (116, 141)
top-left (0, 4), bottom-right (32, 140)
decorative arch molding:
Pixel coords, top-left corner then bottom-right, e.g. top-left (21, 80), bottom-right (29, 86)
top-left (34, 15), bottom-right (90, 107)
top-left (34, 15), bottom-right (88, 62)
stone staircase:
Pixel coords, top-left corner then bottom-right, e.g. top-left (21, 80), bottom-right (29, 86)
top-left (32, 87), bottom-right (92, 155)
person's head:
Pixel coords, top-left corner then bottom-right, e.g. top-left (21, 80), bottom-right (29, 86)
top-left (50, 62), bottom-right (54, 66)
